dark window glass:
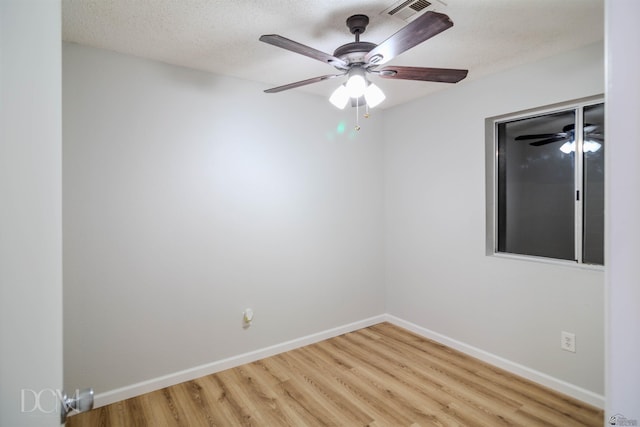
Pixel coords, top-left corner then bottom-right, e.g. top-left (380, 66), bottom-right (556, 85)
top-left (497, 110), bottom-right (576, 260)
top-left (495, 102), bottom-right (605, 265)
top-left (582, 103), bottom-right (605, 264)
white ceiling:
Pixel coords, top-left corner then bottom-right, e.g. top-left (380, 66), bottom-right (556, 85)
top-left (62, 0), bottom-right (604, 109)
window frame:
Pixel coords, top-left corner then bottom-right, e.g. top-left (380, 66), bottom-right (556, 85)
top-left (485, 95), bottom-right (604, 269)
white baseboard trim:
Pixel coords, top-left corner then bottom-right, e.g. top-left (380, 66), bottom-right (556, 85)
top-left (93, 313), bottom-right (604, 410)
top-left (384, 314), bottom-right (605, 409)
top-left (93, 315), bottom-right (386, 408)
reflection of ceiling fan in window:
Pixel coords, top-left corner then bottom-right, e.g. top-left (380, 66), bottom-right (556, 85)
top-left (516, 123), bottom-right (604, 153)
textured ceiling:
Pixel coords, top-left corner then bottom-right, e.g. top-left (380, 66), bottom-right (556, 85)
top-left (62, 0), bottom-right (604, 109)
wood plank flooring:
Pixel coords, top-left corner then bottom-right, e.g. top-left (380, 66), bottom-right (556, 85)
top-left (67, 322), bottom-right (603, 426)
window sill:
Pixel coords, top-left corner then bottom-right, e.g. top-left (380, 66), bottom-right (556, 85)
top-left (489, 252), bottom-right (605, 272)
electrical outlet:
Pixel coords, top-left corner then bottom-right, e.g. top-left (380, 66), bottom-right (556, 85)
top-left (561, 331), bottom-right (576, 353)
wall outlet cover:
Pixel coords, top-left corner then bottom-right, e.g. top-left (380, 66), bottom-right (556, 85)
top-left (561, 331), bottom-right (576, 353)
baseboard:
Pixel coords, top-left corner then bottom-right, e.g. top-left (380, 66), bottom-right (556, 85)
top-left (93, 313), bottom-right (604, 410)
top-left (384, 314), bottom-right (605, 409)
top-left (93, 315), bottom-right (386, 408)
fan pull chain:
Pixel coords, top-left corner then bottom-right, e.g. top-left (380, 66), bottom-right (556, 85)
top-left (364, 104), bottom-right (370, 119)
top-left (355, 100), bottom-right (361, 131)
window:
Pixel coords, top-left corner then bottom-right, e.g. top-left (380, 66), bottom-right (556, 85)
top-left (486, 97), bottom-right (604, 265)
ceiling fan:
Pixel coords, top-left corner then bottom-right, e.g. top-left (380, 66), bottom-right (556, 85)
top-left (516, 123), bottom-right (604, 153)
top-left (259, 11), bottom-right (468, 109)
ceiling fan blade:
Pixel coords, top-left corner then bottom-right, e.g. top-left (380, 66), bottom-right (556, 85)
top-left (378, 66), bottom-right (467, 83)
top-left (364, 11), bottom-right (453, 66)
top-left (515, 133), bottom-right (565, 141)
top-left (529, 136), bottom-right (569, 146)
top-left (259, 34), bottom-right (348, 69)
top-left (264, 73), bottom-right (345, 93)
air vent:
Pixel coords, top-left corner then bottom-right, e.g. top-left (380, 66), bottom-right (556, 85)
top-left (408, 0), bottom-right (431, 12)
top-left (381, 0), bottom-right (446, 23)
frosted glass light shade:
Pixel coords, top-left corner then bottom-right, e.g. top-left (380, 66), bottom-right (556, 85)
top-left (329, 84), bottom-right (349, 109)
top-left (345, 67), bottom-right (367, 98)
top-left (364, 83), bottom-right (385, 108)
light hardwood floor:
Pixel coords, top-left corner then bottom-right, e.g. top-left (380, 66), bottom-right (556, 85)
top-left (67, 322), bottom-right (603, 426)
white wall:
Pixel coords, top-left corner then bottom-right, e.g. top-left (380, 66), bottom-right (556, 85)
top-left (0, 1), bottom-right (63, 426)
top-left (64, 39), bottom-right (611, 406)
top-left (384, 42), bottom-right (605, 396)
top-left (605, 0), bottom-right (640, 418)
top-left (62, 43), bottom-right (385, 395)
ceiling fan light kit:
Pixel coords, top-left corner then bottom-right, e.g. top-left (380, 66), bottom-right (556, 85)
top-left (260, 11), bottom-right (468, 129)
top-left (329, 81), bottom-right (386, 110)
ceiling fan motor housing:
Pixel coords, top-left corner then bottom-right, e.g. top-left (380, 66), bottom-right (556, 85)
top-left (331, 15), bottom-right (376, 66)
top-left (333, 41), bottom-right (377, 66)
